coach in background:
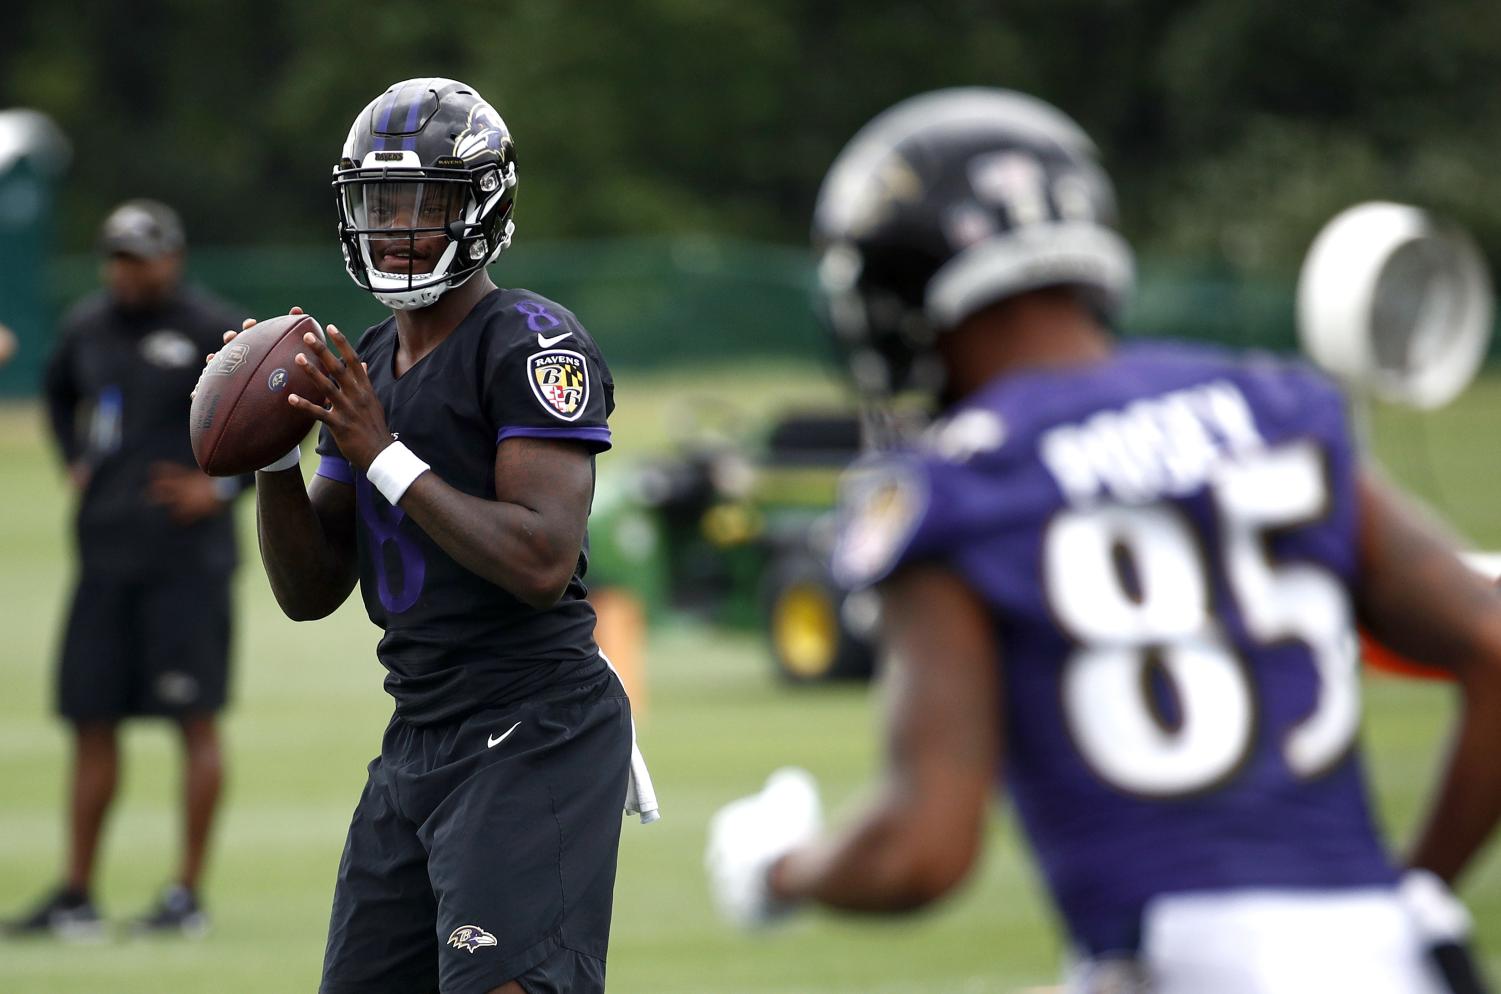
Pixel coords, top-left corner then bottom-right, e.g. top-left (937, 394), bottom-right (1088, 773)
top-left (7, 200), bottom-right (247, 939)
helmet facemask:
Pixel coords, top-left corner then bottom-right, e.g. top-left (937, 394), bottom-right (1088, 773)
top-left (334, 158), bottom-right (516, 310)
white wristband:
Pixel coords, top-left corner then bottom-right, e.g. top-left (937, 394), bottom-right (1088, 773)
top-left (260, 446), bottom-right (301, 473)
top-left (367, 441), bottom-right (430, 505)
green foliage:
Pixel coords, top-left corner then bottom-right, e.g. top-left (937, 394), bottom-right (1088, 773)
top-left (5, 0), bottom-right (1500, 274)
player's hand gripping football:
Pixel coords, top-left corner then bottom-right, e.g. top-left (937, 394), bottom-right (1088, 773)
top-left (288, 325), bottom-right (391, 471)
top-left (199, 305), bottom-right (380, 473)
top-left (196, 305), bottom-right (307, 392)
top-left (704, 767), bottom-right (822, 929)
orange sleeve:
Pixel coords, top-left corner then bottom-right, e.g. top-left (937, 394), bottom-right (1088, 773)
top-left (1360, 631), bottom-right (1455, 682)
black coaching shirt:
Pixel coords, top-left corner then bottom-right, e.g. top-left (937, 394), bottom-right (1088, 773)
top-left (315, 288), bottom-right (614, 723)
top-left (43, 286), bottom-right (247, 577)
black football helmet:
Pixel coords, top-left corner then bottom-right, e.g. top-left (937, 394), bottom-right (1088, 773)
top-left (812, 88), bottom-right (1134, 401)
top-left (333, 78), bottom-right (518, 310)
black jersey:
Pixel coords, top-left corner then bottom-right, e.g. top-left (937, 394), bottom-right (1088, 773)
top-left (43, 286), bottom-right (247, 577)
top-left (315, 288), bottom-right (614, 723)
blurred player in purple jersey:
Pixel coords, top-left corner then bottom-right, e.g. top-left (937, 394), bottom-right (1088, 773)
top-left (706, 88), bottom-right (1501, 993)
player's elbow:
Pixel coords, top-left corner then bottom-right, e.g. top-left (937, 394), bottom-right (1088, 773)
top-left (277, 595), bottom-right (339, 622)
top-left (265, 565), bottom-right (355, 621)
top-left (500, 532), bottom-right (578, 609)
top-left (515, 581), bottom-right (568, 610)
top-left (506, 560), bottom-right (573, 610)
top-left (282, 606), bottom-right (331, 623)
top-left (895, 840), bottom-right (978, 909)
top-left (866, 817), bottom-right (981, 912)
top-left (866, 855), bottom-right (972, 912)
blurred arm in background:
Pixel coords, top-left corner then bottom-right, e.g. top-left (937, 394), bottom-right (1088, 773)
top-left (1355, 468), bottom-right (1501, 884)
top-left (40, 320), bottom-right (87, 489)
top-left (768, 564), bottom-right (999, 912)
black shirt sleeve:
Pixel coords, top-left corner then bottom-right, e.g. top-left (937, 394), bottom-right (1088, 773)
top-left (481, 296), bottom-right (613, 454)
top-left (42, 316), bottom-right (83, 464)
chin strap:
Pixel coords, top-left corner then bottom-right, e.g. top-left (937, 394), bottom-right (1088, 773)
top-left (374, 285), bottom-right (448, 310)
top-left (487, 220), bottom-right (515, 264)
top-left (365, 216), bottom-right (513, 311)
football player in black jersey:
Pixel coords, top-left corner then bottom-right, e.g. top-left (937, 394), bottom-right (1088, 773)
top-left (236, 78), bottom-right (652, 994)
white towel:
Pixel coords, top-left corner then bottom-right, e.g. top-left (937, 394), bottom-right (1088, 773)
top-left (624, 736), bottom-right (660, 825)
top-left (600, 651), bottom-right (660, 825)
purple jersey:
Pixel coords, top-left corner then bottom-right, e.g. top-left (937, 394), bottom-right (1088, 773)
top-left (832, 342), bottom-right (1396, 955)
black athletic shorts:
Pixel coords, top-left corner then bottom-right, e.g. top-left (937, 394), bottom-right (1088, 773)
top-left (320, 667), bottom-right (632, 994)
top-left (56, 570), bottom-right (232, 722)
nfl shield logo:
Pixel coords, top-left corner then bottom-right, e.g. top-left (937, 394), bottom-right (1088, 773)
top-left (210, 343), bottom-right (250, 376)
top-left (527, 349), bottom-right (590, 421)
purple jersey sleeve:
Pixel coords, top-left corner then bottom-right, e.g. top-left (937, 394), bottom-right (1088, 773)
top-left (831, 408), bottom-right (1025, 592)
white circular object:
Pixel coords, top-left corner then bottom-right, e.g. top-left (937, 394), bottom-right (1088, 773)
top-left (1297, 201), bottom-right (1494, 409)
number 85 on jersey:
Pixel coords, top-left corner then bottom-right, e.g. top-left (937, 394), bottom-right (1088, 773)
top-left (1045, 441), bottom-right (1359, 798)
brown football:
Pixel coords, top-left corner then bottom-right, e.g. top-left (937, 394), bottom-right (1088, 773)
top-left (189, 313), bottom-right (327, 476)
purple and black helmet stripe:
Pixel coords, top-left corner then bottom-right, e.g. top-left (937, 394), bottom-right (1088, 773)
top-left (371, 86), bottom-right (400, 151)
top-left (372, 79), bottom-right (427, 151)
top-left (366, 79), bottom-right (479, 154)
top-left (398, 86), bottom-right (424, 150)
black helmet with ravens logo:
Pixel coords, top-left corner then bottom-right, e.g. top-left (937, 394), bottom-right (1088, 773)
top-left (812, 88), bottom-right (1134, 403)
top-left (334, 77), bottom-right (518, 310)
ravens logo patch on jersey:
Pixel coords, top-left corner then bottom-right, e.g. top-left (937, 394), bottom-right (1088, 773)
top-left (831, 460), bottom-right (927, 590)
top-left (527, 349), bottom-right (590, 421)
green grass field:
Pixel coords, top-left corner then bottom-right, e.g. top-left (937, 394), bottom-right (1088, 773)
top-left (3, 363), bottom-right (1501, 993)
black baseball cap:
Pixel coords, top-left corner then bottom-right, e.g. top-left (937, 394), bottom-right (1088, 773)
top-left (99, 199), bottom-right (185, 258)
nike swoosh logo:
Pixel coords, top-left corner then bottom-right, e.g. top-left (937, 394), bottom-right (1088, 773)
top-left (487, 722), bottom-right (521, 749)
top-left (536, 331), bottom-right (572, 348)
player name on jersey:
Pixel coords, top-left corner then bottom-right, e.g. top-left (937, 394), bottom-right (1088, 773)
top-left (1038, 380), bottom-right (1265, 506)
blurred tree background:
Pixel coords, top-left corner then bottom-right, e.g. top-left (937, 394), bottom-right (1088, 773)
top-left (1, 0), bottom-right (1499, 392)
top-left (4, 0), bottom-right (1498, 264)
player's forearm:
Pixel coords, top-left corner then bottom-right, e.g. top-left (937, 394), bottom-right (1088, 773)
top-left (770, 787), bottom-right (973, 913)
top-left (1355, 471), bottom-right (1501, 882)
top-left (255, 469), bottom-right (356, 620)
top-left (1407, 674), bottom-right (1501, 884)
top-left (398, 473), bottom-right (577, 609)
